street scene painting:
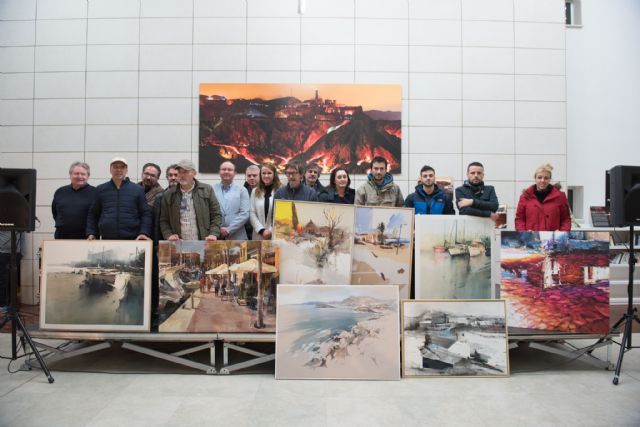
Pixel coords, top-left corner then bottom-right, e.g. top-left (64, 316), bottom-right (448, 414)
top-left (402, 300), bottom-right (509, 377)
top-left (199, 83), bottom-right (402, 174)
top-left (500, 231), bottom-right (610, 334)
top-left (40, 240), bottom-right (152, 332)
top-left (414, 216), bottom-right (494, 299)
top-left (276, 285), bottom-right (400, 380)
top-left (273, 200), bottom-right (354, 285)
top-left (158, 240), bottom-right (279, 333)
top-left (351, 206), bottom-right (414, 299)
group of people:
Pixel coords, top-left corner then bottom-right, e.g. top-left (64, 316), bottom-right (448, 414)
top-left (50, 156), bottom-right (572, 244)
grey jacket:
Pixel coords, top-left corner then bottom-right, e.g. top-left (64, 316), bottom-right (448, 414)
top-left (355, 174), bottom-right (404, 207)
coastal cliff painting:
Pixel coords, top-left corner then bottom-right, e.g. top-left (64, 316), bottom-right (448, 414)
top-left (199, 83), bottom-right (402, 174)
top-left (275, 285), bottom-right (400, 380)
top-left (40, 240), bottom-right (152, 332)
top-left (402, 300), bottom-right (509, 377)
top-left (500, 231), bottom-right (610, 334)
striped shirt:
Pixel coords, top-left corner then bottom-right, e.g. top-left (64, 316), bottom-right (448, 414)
top-left (179, 184), bottom-right (198, 240)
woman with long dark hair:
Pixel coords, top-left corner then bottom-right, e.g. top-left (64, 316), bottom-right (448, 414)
top-left (250, 162), bottom-right (282, 240)
top-left (318, 167), bottom-right (355, 204)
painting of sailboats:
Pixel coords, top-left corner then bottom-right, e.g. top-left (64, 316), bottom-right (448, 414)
top-left (414, 216), bottom-right (494, 299)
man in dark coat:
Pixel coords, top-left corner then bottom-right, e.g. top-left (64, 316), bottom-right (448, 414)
top-left (52, 161), bottom-right (97, 239)
top-left (455, 161), bottom-right (499, 221)
top-left (274, 162), bottom-right (318, 201)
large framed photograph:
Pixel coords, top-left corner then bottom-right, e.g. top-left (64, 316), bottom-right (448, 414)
top-left (40, 240), bottom-right (152, 332)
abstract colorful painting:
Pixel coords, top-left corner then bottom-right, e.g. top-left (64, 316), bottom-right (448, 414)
top-left (273, 200), bottom-right (354, 285)
top-left (414, 216), bottom-right (494, 299)
top-left (402, 300), bottom-right (509, 377)
top-left (351, 206), bottom-right (414, 299)
top-left (276, 285), bottom-right (400, 380)
top-left (199, 83), bottom-right (401, 174)
top-left (40, 240), bottom-right (152, 331)
top-left (500, 231), bottom-right (610, 334)
top-left (158, 240), bottom-right (279, 333)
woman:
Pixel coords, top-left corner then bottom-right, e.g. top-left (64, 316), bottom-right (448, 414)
top-left (515, 164), bottom-right (571, 231)
top-left (318, 168), bottom-right (355, 204)
top-left (250, 162), bottom-right (282, 240)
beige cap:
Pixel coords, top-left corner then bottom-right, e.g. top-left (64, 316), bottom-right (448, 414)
top-left (176, 159), bottom-right (196, 171)
top-left (110, 157), bottom-right (128, 166)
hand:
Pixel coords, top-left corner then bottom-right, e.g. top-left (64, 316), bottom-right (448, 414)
top-left (87, 235), bottom-right (96, 240)
top-left (262, 229), bottom-right (272, 240)
top-left (220, 227), bottom-right (229, 238)
top-left (168, 234), bottom-right (180, 241)
top-left (205, 234), bottom-right (217, 241)
top-left (136, 234), bottom-right (150, 240)
top-left (457, 198), bottom-right (473, 208)
top-left (490, 212), bottom-right (499, 222)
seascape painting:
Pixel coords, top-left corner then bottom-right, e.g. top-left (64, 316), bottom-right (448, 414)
top-left (40, 240), bottom-right (152, 331)
top-left (414, 216), bottom-right (494, 299)
top-left (500, 231), bottom-right (610, 334)
top-left (158, 240), bottom-right (279, 333)
top-left (351, 206), bottom-right (414, 299)
top-left (199, 83), bottom-right (402, 174)
top-left (273, 200), bottom-right (354, 285)
top-left (275, 285), bottom-right (400, 380)
top-left (402, 300), bottom-right (509, 377)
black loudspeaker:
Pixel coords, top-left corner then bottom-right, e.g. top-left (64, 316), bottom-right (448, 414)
top-left (608, 165), bottom-right (640, 227)
top-left (0, 168), bottom-right (37, 231)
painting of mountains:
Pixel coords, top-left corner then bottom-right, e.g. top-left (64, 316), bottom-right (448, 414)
top-left (199, 83), bottom-right (401, 174)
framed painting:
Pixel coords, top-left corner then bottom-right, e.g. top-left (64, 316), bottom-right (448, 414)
top-left (273, 200), bottom-right (354, 285)
top-left (414, 216), bottom-right (494, 299)
top-left (158, 240), bottom-right (279, 333)
top-left (40, 240), bottom-right (152, 332)
top-left (351, 206), bottom-right (414, 299)
top-left (199, 83), bottom-right (402, 174)
top-left (276, 285), bottom-right (400, 380)
top-left (500, 231), bottom-right (610, 334)
top-left (402, 300), bottom-right (509, 377)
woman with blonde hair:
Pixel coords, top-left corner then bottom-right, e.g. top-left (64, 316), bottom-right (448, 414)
top-left (250, 162), bottom-right (282, 240)
top-left (515, 163), bottom-right (571, 231)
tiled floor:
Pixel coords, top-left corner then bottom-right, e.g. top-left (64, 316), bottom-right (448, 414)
top-left (1, 332), bottom-right (639, 426)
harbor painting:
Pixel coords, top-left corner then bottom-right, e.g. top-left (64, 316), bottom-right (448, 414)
top-left (276, 285), bottom-right (400, 380)
top-left (273, 201), bottom-right (354, 285)
top-left (199, 83), bottom-right (402, 174)
top-left (414, 216), bottom-right (494, 299)
top-left (351, 206), bottom-right (414, 299)
top-left (40, 240), bottom-right (152, 331)
top-left (158, 240), bottom-right (279, 333)
top-left (402, 300), bottom-right (509, 377)
top-left (500, 231), bottom-right (610, 334)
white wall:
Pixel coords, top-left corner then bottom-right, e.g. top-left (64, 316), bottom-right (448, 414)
top-left (566, 0), bottom-right (640, 216)
top-left (0, 0), bottom-right (566, 304)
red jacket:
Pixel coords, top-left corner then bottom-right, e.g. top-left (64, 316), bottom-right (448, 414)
top-left (515, 185), bottom-right (571, 231)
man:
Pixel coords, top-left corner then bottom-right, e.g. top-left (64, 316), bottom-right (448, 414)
top-left (455, 161), bottom-right (499, 221)
top-left (153, 163), bottom-right (178, 242)
top-left (51, 161), bottom-right (97, 239)
top-left (243, 165), bottom-right (260, 240)
top-left (213, 161), bottom-right (250, 240)
top-left (405, 165), bottom-right (454, 215)
top-left (165, 164), bottom-right (179, 187)
top-left (139, 163), bottom-right (164, 208)
top-left (274, 162), bottom-right (318, 201)
top-left (303, 163), bottom-right (324, 192)
top-left (355, 156), bottom-right (404, 207)
top-left (160, 159), bottom-right (221, 241)
top-left (86, 157), bottom-right (151, 240)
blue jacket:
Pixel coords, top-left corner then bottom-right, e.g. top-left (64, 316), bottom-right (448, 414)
top-left (404, 184), bottom-right (454, 215)
top-left (273, 183), bottom-right (318, 201)
top-left (86, 178), bottom-right (152, 239)
top-left (213, 182), bottom-right (250, 240)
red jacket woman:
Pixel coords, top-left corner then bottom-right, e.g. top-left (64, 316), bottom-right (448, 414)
top-left (515, 164), bottom-right (571, 231)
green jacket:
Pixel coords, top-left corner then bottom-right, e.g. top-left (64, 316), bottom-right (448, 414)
top-left (159, 179), bottom-right (221, 240)
top-left (355, 173), bottom-right (404, 207)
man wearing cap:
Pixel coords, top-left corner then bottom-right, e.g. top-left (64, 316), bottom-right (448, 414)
top-left (160, 159), bottom-right (221, 241)
top-left (86, 157), bottom-right (152, 240)
top-left (213, 161), bottom-right (250, 240)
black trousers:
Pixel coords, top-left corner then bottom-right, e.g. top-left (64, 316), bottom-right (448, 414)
top-left (0, 253), bottom-right (21, 307)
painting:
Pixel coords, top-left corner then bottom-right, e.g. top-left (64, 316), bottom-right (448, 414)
top-left (273, 200), bottom-right (354, 285)
top-left (414, 216), bottom-right (494, 299)
top-left (351, 206), bottom-right (414, 299)
top-left (40, 240), bottom-right (152, 331)
top-left (500, 231), bottom-right (610, 334)
top-left (199, 83), bottom-right (402, 174)
top-left (275, 285), bottom-right (400, 380)
top-left (158, 240), bottom-right (279, 333)
top-left (402, 300), bottom-right (509, 377)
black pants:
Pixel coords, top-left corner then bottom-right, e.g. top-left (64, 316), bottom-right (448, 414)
top-left (0, 253), bottom-right (21, 307)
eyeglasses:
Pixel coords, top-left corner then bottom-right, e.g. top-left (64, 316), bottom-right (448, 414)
top-left (285, 171), bottom-right (299, 176)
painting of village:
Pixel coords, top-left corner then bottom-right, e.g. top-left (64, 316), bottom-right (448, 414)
top-left (199, 83), bottom-right (402, 174)
top-left (402, 300), bottom-right (509, 377)
top-left (276, 285), bottom-right (400, 380)
top-left (500, 231), bottom-right (610, 334)
top-left (273, 201), bottom-right (354, 285)
top-left (351, 206), bottom-right (414, 299)
top-left (414, 216), bottom-right (494, 299)
top-left (40, 240), bottom-right (152, 331)
top-left (158, 240), bottom-right (279, 333)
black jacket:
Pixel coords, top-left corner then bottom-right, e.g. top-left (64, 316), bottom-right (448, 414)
top-left (317, 187), bottom-right (355, 204)
top-left (52, 184), bottom-right (97, 239)
top-left (455, 181), bottom-right (499, 217)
